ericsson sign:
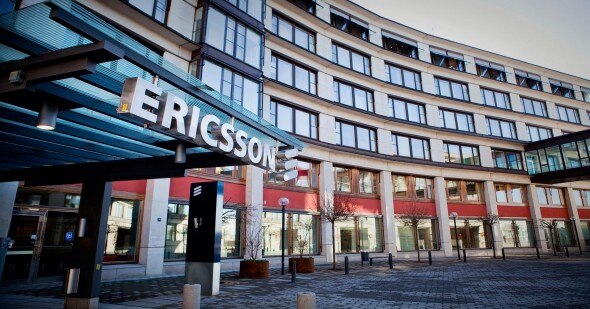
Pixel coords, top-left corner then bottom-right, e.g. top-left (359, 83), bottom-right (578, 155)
top-left (118, 77), bottom-right (298, 180)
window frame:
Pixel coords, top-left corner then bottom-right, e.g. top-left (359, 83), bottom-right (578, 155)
top-left (521, 97), bottom-right (548, 117)
top-left (430, 47), bottom-right (465, 72)
top-left (381, 31), bottom-right (418, 59)
top-left (334, 167), bottom-right (379, 195)
top-left (439, 109), bottom-right (475, 133)
top-left (536, 187), bottom-right (564, 207)
top-left (271, 13), bottom-right (316, 53)
top-left (443, 142), bottom-right (481, 166)
top-left (494, 183), bottom-right (527, 205)
top-left (329, 7), bottom-right (370, 41)
top-left (486, 117), bottom-right (517, 139)
top-left (514, 70), bottom-right (543, 91)
top-left (391, 133), bottom-right (431, 160)
top-left (331, 43), bottom-right (371, 75)
top-left (556, 104), bottom-right (581, 124)
top-left (549, 79), bottom-right (575, 98)
top-left (387, 97), bottom-right (427, 124)
top-left (393, 175), bottom-right (434, 201)
top-left (269, 99), bottom-right (318, 139)
top-left (475, 59), bottom-right (506, 82)
top-left (270, 54), bottom-right (317, 95)
top-left (480, 87), bottom-right (511, 110)
top-left (334, 120), bottom-right (378, 152)
top-left (333, 79), bottom-right (375, 112)
top-left (434, 77), bottom-right (470, 101)
top-left (527, 124), bottom-right (553, 142)
top-left (491, 149), bottom-right (523, 170)
top-left (445, 179), bottom-right (484, 203)
top-left (384, 62), bottom-right (422, 90)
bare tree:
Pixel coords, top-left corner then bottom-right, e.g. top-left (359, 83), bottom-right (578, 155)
top-left (243, 205), bottom-right (264, 260)
top-left (479, 213), bottom-right (499, 258)
top-left (541, 219), bottom-right (558, 255)
top-left (295, 221), bottom-right (313, 258)
top-left (396, 204), bottom-right (430, 262)
top-left (318, 193), bottom-right (356, 270)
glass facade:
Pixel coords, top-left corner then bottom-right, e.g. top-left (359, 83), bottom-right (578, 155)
top-left (500, 220), bottom-right (535, 247)
top-left (435, 77), bottom-right (470, 101)
top-left (396, 219), bottom-right (439, 251)
top-left (382, 31), bottom-right (418, 58)
top-left (391, 133), bottom-right (430, 160)
top-left (335, 121), bottom-right (377, 152)
top-left (439, 109), bottom-right (474, 132)
top-left (332, 43), bottom-right (371, 75)
top-left (431, 47), bottom-right (465, 71)
top-left (385, 63), bottom-right (422, 90)
top-left (262, 211), bottom-right (320, 256)
top-left (333, 80), bottom-right (374, 112)
top-left (335, 217), bottom-right (383, 253)
top-left (269, 100), bottom-right (318, 139)
top-left (444, 143), bottom-right (480, 166)
top-left (271, 14), bottom-right (315, 52)
top-left (388, 98), bottom-right (426, 124)
top-left (450, 219), bottom-right (490, 249)
top-left (271, 55), bottom-right (317, 94)
top-left (104, 199), bottom-right (141, 263)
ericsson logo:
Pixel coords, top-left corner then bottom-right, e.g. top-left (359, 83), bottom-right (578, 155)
top-left (193, 185), bottom-right (202, 197)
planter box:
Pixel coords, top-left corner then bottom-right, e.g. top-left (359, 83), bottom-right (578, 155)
top-left (239, 260), bottom-right (269, 279)
top-left (288, 257), bottom-right (314, 273)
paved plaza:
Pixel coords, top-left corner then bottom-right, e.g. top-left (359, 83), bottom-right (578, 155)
top-left (1, 256), bottom-right (590, 308)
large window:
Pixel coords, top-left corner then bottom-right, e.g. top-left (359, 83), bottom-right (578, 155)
top-left (475, 59), bottom-right (506, 82)
top-left (287, 0), bottom-right (315, 14)
top-left (164, 203), bottom-right (189, 260)
top-left (450, 219), bottom-right (490, 249)
top-left (536, 187), bottom-right (564, 206)
top-left (200, 60), bottom-right (260, 115)
top-left (270, 55), bottom-right (317, 95)
top-left (439, 109), bottom-right (474, 132)
top-left (335, 120), bottom-right (377, 152)
top-left (515, 70), bottom-right (542, 91)
top-left (393, 175), bottom-right (434, 200)
top-left (330, 8), bottom-right (369, 41)
top-left (335, 216), bottom-right (383, 253)
top-left (225, 0), bottom-right (263, 21)
top-left (486, 117), bottom-right (517, 139)
top-left (387, 97), bottom-right (426, 124)
top-left (266, 160), bottom-right (318, 189)
top-left (430, 47), bottom-right (465, 72)
top-left (333, 80), bottom-right (374, 112)
top-left (492, 149), bottom-right (523, 170)
top-left (582, 87), bottom-right (590, 103)
top-left (152, 0), bottom-right (168, 23)
top-left (104, 199), bottom-right (141, 263)
top-left (271, 14), bottom-right (315, 52)
top-left (500, 220), bottom-right (535, 247)
top-left (446, 180), bottom-right (484, 202)
top-left (521, 97), bottom-right (547, 117)
top-left (527, 125), bottom-right (553, 142)
top-left (444, 143), bottom-right (480, 166)
top-left (193, 166), bottom-right (245, 179)
top-left (335, 167), bottom-right (378, 195)
top-left (397, 219), bottom-right (439, 251)
top-left (205, 8), bottom-right (261, 68)
top-left (263, 212), bottom-right (320, 256)
top-left (573, 189), bottom-right (590, 207)
top-left (434, 77), bottom-right (469, 101)
top-left (556, 105), bottom-right (580, 124)
top-left (269, 100), bottom-right (317, 139)
top-left (385, 63), bottom-right (422, 90)
top-left (549, 79), bottom-right (575, 98)
top-left (391, 133), bottom-right (430, 160)
top-left (332, 43), bottom-right (371, 75)
top-left (480, 88), bottom-right (511, 109)
top-left (382, 31), bottom-right (418, 58)
top-left (495, 183), bottom-right (526, 204)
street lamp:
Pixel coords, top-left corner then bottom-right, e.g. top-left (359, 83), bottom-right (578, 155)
top-left (571, 217), bottom-right (582, 255)
top-left (451, 212), bottom-right (460, 260)
top-left (279, 197), bottom-right (289, 275)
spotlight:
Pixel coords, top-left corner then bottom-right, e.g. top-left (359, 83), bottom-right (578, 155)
top-left (174, 142), bottom-right (186, 164)
top-left (36, 102), bottom-right (58, 130)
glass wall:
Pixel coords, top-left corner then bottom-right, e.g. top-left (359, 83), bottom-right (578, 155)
top-left (396, 219), bottom-right (439, 251)
top-left (544, 221), bottom-right (574, 250)
top-left (358, 217), bottom-right (383, 252)
top-left (450, 218), bottom-right (489, 249)
top-left (500, 220), bottom-right (535, 247)
top-left (335, 217), bottom-right (383, 253)
top-left (263, 212), bottom-right (320, 256)
top-left (104, 199), bottom-right (141, 263)
top-left (221, 208), bottom-right (243, 258)
top-left (581, 221), bottom-right (590, 246)
top-left (164, 203), bottom-right (189, 260)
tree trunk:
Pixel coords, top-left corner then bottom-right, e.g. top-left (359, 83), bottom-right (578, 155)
top-left (490, 224), bottom-right (496, 258)
top-left (413, 225), bottom-right (420, 262)
top-left (331, 222), bottom-right (336, 270)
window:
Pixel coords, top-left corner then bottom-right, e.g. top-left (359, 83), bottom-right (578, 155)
top-left (387, 98), bottom-right (426, 124)
top-left (266, 160), bottom-right (318, 189)
top-left (495, 183), bottom-right (526, 204)
top-left (446, 180), bottom-right (484, 202)
top-left (384, 63), bottom-right (422, 90)
top-left (500, 220), bottom-right (535, 247)
top-left (450, 219), bottom-right (490, 249)
top-left (514, 70), bottom-right (542, 91)
top-left (475, 59), bottom-right (506, 82)
top-left (439, 109), bottom-right (474, 132)
top-left (556, 105), bottom-right (580, 124)
top-left (492, 149), bottom-right (523, 170)
top-left (393, 175), bottom-right (433, 200)
top-left (200, 60), bottom-right (260, 115)
top-left (335, 167), bottom-right (352, 192)
top-left (263, 212), bottom-right (320, 256)
top-left (104, 199), bottom-right (140, 263)
top-left (391, 134), bottom-right (430, 160)
top-left (382, 31), bottom-right (418, 58)
top-left (270, 55), bottom-right (317, 94)
top-left (271, 14), bottom-right (315, 52)
top-left (333, 80), bottom-right (374, 112)
top-left (193, 166), bottom-right (244, 178)
top-left (549, 79), bottom-right (575, 98)
top-left (397, 218), bottom-right (439, 251)
top-left (573, 189), bottom-right (590, 207)
top-left (152, 0), bottom-right (168, 23)
top-left (332, 43), bottom-right (371, 75)
top-left (164, 203), bottom-right (188, 260)
top-left (335, 216), bottom-right (383, 253)
top-left (521, 97), bottom-right (548, 117)
top-left (430, 47), bottom-right (465, 72)
top-left (486, 117), bottom-right (517, 139)
top-left (434, 77), bottom-right (469, 101)
top-left (582, 87), bottom-right (590, 103)
top-left (536, 187), bottom-right (564, 206)
top-left (358, 171), bottom-right (377, 194)
top-left (225, 0), bottom-right (263, 21)
top-left (335, 167), bottom-right (378, 195)
top-left (527, 125), bottom-right (553, 142)
top-left (269, 100), bottom-right (317, 139)
top-left (544, 220), bottom-right (574, 249)
top-left (444, 142), bottom-right (480, 166)
top-left (287, 0), bottom-right (315, 14)
top-left (480, 88), bottom-right (511, 109)
top-left (205, 8), bottom-right (262, 68)
top-left (330, 8), bottom-right (369, 41)
top-left (335, 121), bottom-right (377, 152)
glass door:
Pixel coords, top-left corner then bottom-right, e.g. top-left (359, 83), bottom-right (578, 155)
top-left (2, 214), bottom-right (42, 281)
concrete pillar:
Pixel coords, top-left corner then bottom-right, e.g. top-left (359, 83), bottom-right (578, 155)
top-left (377, 129), bottom-right (393, 156)
top-left (319, 161), bottom-right (334, 264)
top-left (317, 72), bottom-right (334, 101)
top-left (263, 47), bottom-right (273, 78)
top-left (139, 178), bottom-right (171, 276)
top-left (425, 104), bottom-right (439, 127)
top-left (0, 181), bottom-right (18, 280)
top-left (546, 101), bottom-right (558, 120)
top-left (552, 128), bottom-right (563, 137)
top-left (527, 184), bottom-right (548, 252)
top-left (373, 91), bottom-right (389, 117)
top-left (564, 188), bottom-right (586, 252)
top-left (430, 139), bottom-right (444, 163)
top-left (515, 122), bottom-right (529, 141)
top-left (262, 94), bottom-right (271, 122)
top-left (379, 171), bottom-right (397, 256)
top-left (579, 108), bottom-right (590, 126)
top-left (468, 83), bottom-right (482, 104)
top-left (420, 72), bottom-right (436, 95)
top-left (434, 177), bottom-right (452, 256)
top-left (245, 165), bottom-right (264, 259)
top-left (315, 1), bottom-right (330, 23)
top-left (318, 113), bottom-right (336, 144)
top-left (371, 56), bottom-right (386, 81)
top-left (479, 145), bottom-right (493, 168)
top-left (473, 114), bottom-right (488, 135)
top-left (316, 33), bottom-right (332, 60)
top-left (509, 93), bottom-right (523, 112)
top-left (483, 181), bottom-right (503, 256)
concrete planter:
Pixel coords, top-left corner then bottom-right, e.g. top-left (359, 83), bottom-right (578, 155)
top-left (239, 260), bottom-right (269, 279)
top-left (288, 257), bottom-right (315, 273)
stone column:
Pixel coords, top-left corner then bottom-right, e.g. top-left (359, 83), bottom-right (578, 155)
top-left (319, 161), bottom-right (334, 264)
top-left (0, 181), bottom-right (18, 280)
top-left (483, 181), bottom-right (503, 257)
top-left (433, 177), bottom-right (452, 256)
top-left (564, 187), bottom-right (586, 252)
top-left (527, 184), bottom-right (548, 253)
top-left (379, 171), bottom-right (397, 256)
top-left (139, 178), bottom-right (171, 275)
top-left (244, 165), bottom-right (264, 259)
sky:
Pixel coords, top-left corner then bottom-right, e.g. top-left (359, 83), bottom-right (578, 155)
top-left (350, 0), bottom-right (590, 80)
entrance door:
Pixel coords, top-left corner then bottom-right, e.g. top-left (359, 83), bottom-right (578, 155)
top-left (2, 214), bottom-right (43, 281)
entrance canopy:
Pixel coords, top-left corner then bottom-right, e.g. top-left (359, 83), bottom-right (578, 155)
top-left (0, 0), bottom-right (303, 186)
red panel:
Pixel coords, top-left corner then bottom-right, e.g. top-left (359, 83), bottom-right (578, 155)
top-left (112, 180), bottom-right (146, 195)
top-left (540, 207), bottom-right (570, 219)
top-left (348, 196), bottom-right (381, 215)
top-left (263, 187), bottom-right (318, 212)
top-left (168, 177), bottom-right (245, 203)
top-left (497, 205), bottom-right (531, 219)
top-left (578, 208), bottom-right (590, 220)
top-left (394, 200), bottom-right (437, 216)
top-left (447, 203), bottom-right (487, 217)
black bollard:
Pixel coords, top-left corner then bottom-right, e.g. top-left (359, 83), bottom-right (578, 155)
top-left (565, 246), bottom-right (570, 258)
top-left (428, 251), bottom-right (432, 266)
top-left (536, 247), bottom-right (540, 259)
top-left (389, 253), bottom-right (393, 269)
top-left (345, 256), bottom-right (349, 275)
top-left (291, 260), bottom-right (296, 283)
top-left (463, 249), bottom-right (467, 263)
top-left (502, 248), bottom-right (506, 260)
top-left (369, 258), bottom-right (373, 266)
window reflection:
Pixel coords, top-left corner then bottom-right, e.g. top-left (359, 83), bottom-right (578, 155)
top-left (104, 199), bottom-right (140, 263)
